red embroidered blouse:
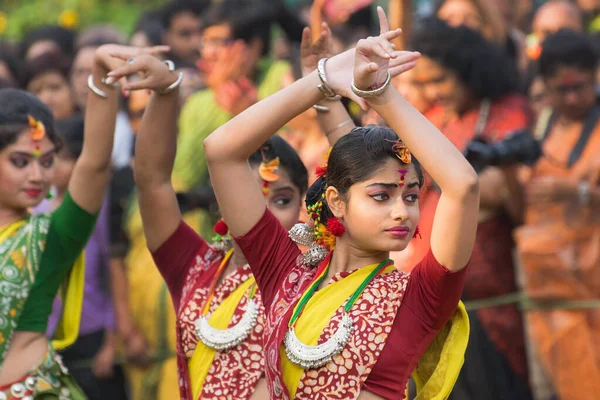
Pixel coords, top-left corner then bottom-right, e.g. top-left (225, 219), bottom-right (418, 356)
top-left (235, 210), bottom-right (467, 399)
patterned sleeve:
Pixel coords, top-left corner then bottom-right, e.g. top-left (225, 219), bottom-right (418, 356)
top-left (234, 209), bottom-right (301, 310)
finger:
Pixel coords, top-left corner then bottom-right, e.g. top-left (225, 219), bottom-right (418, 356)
top-left (109, 52), bottom-right (132, 62)
top-left (377, 38), bottom-right (395, 58)
top-left (389, 51), bottom-right (421, 67)
top-left (146, 45), bottom-right (171, 55)
top-left (377, 6), bottom-right (390, 34)
top-left (301, 27), bottom-right (311, 53)
top-left (383, 28), bottom-right (403, 42)
top-left (122, 78), bottom-right (156, 91)
top-left (389, 60), bottom-right (417, 77)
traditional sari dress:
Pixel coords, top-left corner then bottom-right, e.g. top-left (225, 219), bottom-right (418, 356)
top-left (150, 221), bottom-right (266, 400)
top-left (235, 209), bottom-right (469, 400)
top-left (0, 192), bottom-right (95, 399)
top-left (397, 94), bottom-right (534, 399)
top-left (515, 108), bottom-right (600, 400)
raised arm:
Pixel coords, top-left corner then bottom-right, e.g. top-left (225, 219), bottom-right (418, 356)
top-left (67, 45), bottom-right (168, 215)
top-left (357, 8), bottom-right (480, 271)
top-left (301, 21), bottom-right (419, 146)
top-left (106, 54), bottom-right (182, 252)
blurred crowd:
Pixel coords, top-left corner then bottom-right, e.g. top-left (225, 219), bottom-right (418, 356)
top-left (1, 0), bottom-right (598, 399)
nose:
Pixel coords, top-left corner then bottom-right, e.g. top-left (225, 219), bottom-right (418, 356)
top-left (28, 161), bottom-right (43, 183)
top-left (424, 85), bottom-right (439, 104)
top-left (390, 197), bottom-right (409, 222)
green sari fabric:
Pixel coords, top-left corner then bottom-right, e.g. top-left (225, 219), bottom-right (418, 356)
top-left (0, 215), bottom-right (48, 370)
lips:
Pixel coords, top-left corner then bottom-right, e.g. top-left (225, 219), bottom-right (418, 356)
top-left (385, 226), bottom-right (410, 238)
top-left (24, 189), bottom-right (42, 197)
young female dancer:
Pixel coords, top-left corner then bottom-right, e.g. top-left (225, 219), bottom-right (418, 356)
top-left (0, 44), bottom-right (165, 399)
top-left (104, 13), bottom-right (420, 399)
top-left (203, 8), bottom-right (479, 400)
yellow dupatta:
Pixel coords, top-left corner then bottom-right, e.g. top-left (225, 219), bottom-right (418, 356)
top-left (280, 262), bottom-right (396, 398)
top-left (0, 219), bottom-right (25, 240)
top-left (188, 275), bottom-right (257, 399)
top-left (0, 217), bottom-right (84, 352)
top-left (51, 251), bottom-right (85, 350)
top-left (412, 301), bottom-right (469, 400)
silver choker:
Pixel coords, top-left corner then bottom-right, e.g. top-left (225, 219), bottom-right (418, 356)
top-left (283, 313), bottom-right (354, 369)
top-left (195, 299), bottom-right (259, 351)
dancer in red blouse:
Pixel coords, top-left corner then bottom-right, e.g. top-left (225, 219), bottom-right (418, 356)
top-left (204, 8), bottom-right (479, 400)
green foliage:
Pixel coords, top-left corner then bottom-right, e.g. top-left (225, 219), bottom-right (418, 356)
top-left (0, 0), bottom-right (167, 42)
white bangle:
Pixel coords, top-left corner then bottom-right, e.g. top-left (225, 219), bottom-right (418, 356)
top-left (156, 72), bottom-right (183, 95)
top-left (87, 75), bottom-right (108, 98)
top-left (312, 104), bottom-right (330, 113)
top-left (351, 72), bottom-right (391, 98)
top-left (316, 58), bottom-right (338, 98)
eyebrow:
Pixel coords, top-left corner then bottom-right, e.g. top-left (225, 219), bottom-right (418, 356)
top-left (272, 185), bottom-right (296, 193)
top-left (366, 182), bottom-right (398, 189)
top-left (366, 181), bottom-right (420, 189)
top-left (11, 149), bottom-right (57, 158)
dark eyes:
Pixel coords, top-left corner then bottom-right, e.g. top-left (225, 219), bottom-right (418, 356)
top-left (370, 193), bottom-right (419, 203)
top-left (10, 155), bottom-right (54, 169)
top-left (10, 157), bottom-right (28, 168)
top-left (273, 197), bottom-right (292, 207)
top-left (370, 193), bottom-right (390, 202)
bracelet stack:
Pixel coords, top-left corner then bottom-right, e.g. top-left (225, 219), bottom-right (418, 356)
top-left (87, 59), bottom-right (183, 98)
top-left (316, 58), bottom-right (338, 99)
top-left (351, 72), bottom-right (392, 98)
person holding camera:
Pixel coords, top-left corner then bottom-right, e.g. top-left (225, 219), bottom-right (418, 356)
top-left (408, 17), bottom-right (534, 400)
top-left (515, 29), bottom-right (600, 400)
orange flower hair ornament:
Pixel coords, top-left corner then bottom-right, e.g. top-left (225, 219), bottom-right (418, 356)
top-left (28, 115), bottom-right (46, 157)
top-left (315, 147), bottom-right (332, 178)
top-left (390, 139), bottom-right (411, 164)
top-left (258, 150), bottom-right (280, 195)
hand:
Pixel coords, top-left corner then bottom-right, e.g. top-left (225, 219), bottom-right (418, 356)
top-left (527, 176), bottom-right (574, 205)
top-left (124, 329), bottom-right (149, 366)
top-left (301, 22), bottom-right (334, 78)
top-left (202, 40), bottom-right (248, 89)
top-left (215, 77), bottom-right (258, 116)
top-left (92, 337), bottom-right (115, 379)
top-left (106, 53), bottom-right (179, 94)
top-left (324, 7), bottom-right (419, 108)
top-left (94, 44), bottom-right (170, 86)
top-left (353, 7), bottom-right (404, 91)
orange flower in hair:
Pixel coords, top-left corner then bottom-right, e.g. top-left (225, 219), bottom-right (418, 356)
top-left (28, 115), bottom-right (46, 142)
top-left (259, 155), bottom-right (280, 195)
top-left (389, 139), bottom-right (411, 164)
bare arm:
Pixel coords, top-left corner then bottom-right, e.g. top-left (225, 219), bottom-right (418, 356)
top-left (67, 47), bottom-right (120, 214)
top-left (205, 71), bottom-right (325, 236)
top-left (107, 55), bottom-right (182, 252)
top-left (362, 9), bottom-right (479, 271)
top-left (300, 23), bottom-right (418, 147)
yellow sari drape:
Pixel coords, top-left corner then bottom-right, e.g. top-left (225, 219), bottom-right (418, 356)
top-left (280, 262), bottom-right (396, 398)
top-left (188, 276), bottom-right (256, 399)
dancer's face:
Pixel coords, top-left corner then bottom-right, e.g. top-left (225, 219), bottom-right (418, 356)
top-left (0, 131), bottom-right (55, 211)
top-left (327, 158), bottom-right (420, 252)
top-left (251, 165), bottom-right (303, 232)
